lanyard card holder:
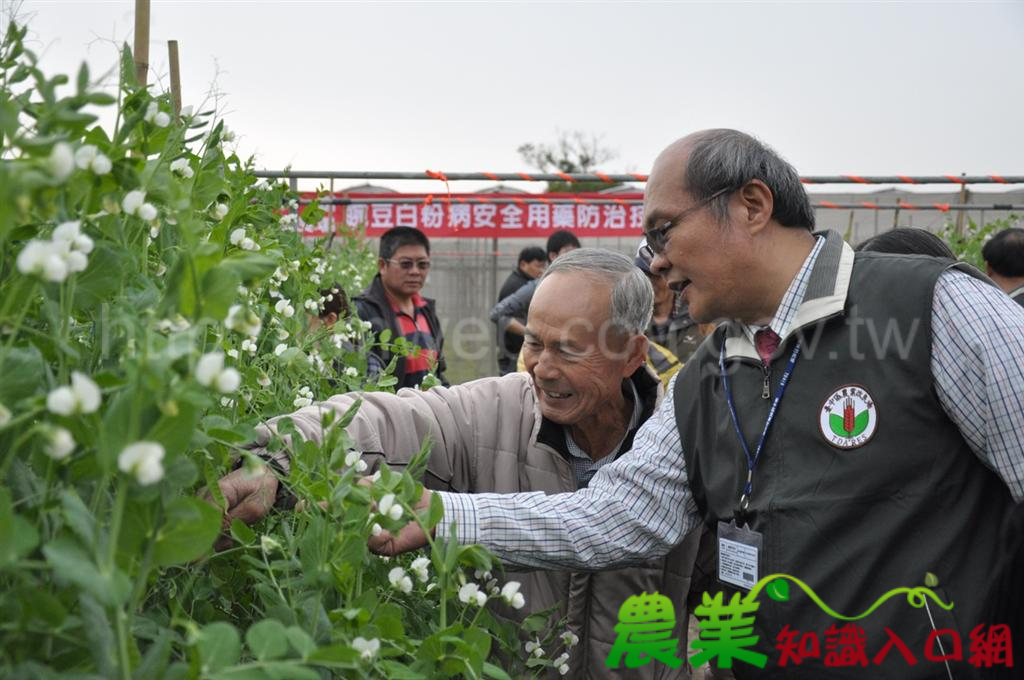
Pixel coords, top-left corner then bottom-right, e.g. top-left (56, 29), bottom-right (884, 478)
top-left (717, 519), bottom-right (763, 591)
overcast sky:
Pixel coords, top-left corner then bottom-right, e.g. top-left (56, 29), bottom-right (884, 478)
top-left (13, 1), bottom-right (1024, 194)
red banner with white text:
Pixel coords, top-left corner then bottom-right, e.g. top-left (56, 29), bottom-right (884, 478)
top-left (298, 192), bottom-right (646, 238)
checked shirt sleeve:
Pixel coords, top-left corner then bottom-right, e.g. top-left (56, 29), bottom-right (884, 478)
top-left (436, 375), bottom-right (700, 570)
top-left (931, 269), bottom-right (1024, 502)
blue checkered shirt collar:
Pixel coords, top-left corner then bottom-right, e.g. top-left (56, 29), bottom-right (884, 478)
top-left (743, 235), bottom-right (826, 346)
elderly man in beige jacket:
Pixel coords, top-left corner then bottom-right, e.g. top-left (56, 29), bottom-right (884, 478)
top-left (215, 248), bottom-right (701, 679)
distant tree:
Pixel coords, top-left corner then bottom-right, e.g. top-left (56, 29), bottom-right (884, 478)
top-left (517, 130), bottom-right (621, 193)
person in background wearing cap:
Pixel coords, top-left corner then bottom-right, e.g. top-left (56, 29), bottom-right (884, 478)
top-left (636, 239), bottom-right (704, 362)
top-left (512, 240), bottom-right (685, 388)
top-left (212, 248), bottom-right (701, 678)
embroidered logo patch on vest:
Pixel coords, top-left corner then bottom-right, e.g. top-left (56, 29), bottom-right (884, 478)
top-left (819, 385), bottom-right (877, 449)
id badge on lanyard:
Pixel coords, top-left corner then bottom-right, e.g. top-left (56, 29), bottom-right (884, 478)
top-left (715, 339), bottom-right (801, 590)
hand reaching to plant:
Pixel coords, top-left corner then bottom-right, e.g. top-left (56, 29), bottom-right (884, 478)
top-left (207, 466), bottom-right (279, 550)
top-left (367, 487), bottom-right (435, 556)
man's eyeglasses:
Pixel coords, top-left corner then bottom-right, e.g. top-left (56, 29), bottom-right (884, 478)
top-left (386, 259), bottom-right (431, 271)
top-left (643, 187), bottom-right (733, 254)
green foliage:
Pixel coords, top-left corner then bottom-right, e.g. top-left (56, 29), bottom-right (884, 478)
top-left (0, 19), bottom-right (556, 679)
top-left (939, 214), bottom-right (1022, 270)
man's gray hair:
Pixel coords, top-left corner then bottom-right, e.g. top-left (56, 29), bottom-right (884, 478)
top-left (542, 247), bottom-right (653, 335)
top-left (685, 129), bottom-right (815, 231)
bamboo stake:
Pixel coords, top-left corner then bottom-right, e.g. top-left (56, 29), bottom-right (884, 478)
top-left (168, 40), bottom-right (182, 115)
top-left (133, 0), bottom-right (151, 87)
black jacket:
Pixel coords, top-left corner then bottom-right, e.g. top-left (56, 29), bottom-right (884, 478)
top-left (354, 275), bottom-right (448, 389)
top-left (496, 268), bottom-right (535, 360)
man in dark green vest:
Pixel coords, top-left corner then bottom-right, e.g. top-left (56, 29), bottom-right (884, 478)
top-left (372, 129), bottom-right (1024, 679)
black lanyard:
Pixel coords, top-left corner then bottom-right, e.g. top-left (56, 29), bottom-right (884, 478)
top-left (718, 339), bottom-right (801, 519)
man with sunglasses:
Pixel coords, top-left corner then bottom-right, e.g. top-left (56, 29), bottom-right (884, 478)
top-left (371, 129), bottom-right (1024, 678)
top-left (354, 226), bottom-right (447, 389)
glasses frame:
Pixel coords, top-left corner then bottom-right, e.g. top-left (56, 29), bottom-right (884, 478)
top-left (644, 186), bottom-right (733, 254)
top-left (385, 258), bottom-right (431, 271)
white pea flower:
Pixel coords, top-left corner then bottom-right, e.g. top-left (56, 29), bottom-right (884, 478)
top-left (344, 366), bottom-right (359, 378)
top-left (292, 385), bottom-right (313, 408)
top-left (220, 397), bottom-right (235, 408)
top-left (276, 328), bottom-right (289, 341)
top-left (304, 299), bottom-right (319, 312)
top-left (195, 352), bottom-right (241, 394)
top-left (371, 523), bottom-right (383, 537)
top-left (240, 237), bottom-right (259, 251)
top-left (554, 652), bottom-right (570, 667)
top-left (16, 240), bottom-right (68, 282)
top-left (558, 663), bottom-right (570, 675)
top-left (280, 213), bottom-right (297, 228)
top-left (222, 129), bottom-right (236, 143)
top-left (561, 632), bottom-right (580, 648)
top-left (226, 348), bottom-right (238, 359)
top-left (212, 202), bottom-right (229, 220)
top-left (179, 105), bottom-right (194, 117)
top-left (256, 373), bottom-right (271, 387)
top-left (533, 646), bottom-right (545, 658)
top-left (229, 228), bottom-right (246, 246)
top-left (458, 583), bottom-right (483, 605)
top-left (144, 101), bottom-right (170, 127)
top-left (273, 343), bottom-right (288, 356)
top-left (260, 535), bottom-right (282, 554)
top-left (74, 144), bottom-right (97, 169)
top-left (46, 372), bottom-right (101, 416)
top-left (138, 203), bottom-right (158, 221)
top-left (525, 640), bottom-right (540, 654)
top-left (44, 426), bottom-right (75, 460)
top-left (388, 566), bottom-right (413, 593)
top-left (411, 556), bottom-right (431, 583)
top-left (48, 142), bottom-right (74, 180)
top-left (122, 190), bottom-right (145, 215)
top-left (377, 493), bottom-right (403, 521)
top-left (274, 299), bottom-right (295, 318)
top-left (74, 144), bottom-right (113, 175)
top-left (344, 449), bottom-right (361, 467)
top-left (122, 190), bottom-right (157, 221)
top-left (117, 441), bottom-right (165, 485)
top-left (53, 221), bottom-right (94, 255)
top-left (224, 305), bottom-right (262, 337)
top-left (501, 581), bottom-right (526, 609)
top-left (241, 338), bottom-right (258, 354)
top-left (169, 157), bottom-right (194, 178)
top-left (0, 403), bottom-right (10, 428)
top-left (352, 637), bottom-right (379, 662)
top-left (91, 153), bottom-right (112, 175)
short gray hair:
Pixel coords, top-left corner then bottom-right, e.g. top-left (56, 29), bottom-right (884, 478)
top-left (685, 129), bottom-right (814, 231)
top-left (541, 247), bottom-right (653, 335)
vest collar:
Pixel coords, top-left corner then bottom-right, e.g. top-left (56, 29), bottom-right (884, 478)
top-left (723, 230), bottom-right (853, 361)
top-left (1008, 284), bottom-right (1024, 300)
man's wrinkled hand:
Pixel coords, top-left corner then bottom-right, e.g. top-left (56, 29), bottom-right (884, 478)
top-left (203, 465), bottom-right (279, 551)
top-left (367, 487), bottom-right (435, 556)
